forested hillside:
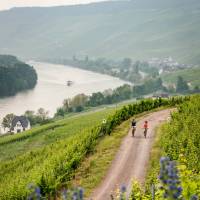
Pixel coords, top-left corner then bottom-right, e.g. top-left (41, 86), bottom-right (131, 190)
top-left (0, 0), bottom-right (200, 64)
top-left (0, 55), bottom-right (37, 97)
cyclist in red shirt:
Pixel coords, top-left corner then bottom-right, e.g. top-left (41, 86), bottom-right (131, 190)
top-left (143, 121), bottom-right (148, 138)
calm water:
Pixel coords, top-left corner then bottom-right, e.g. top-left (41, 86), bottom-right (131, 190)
top-left (0, 61), bottom-right (127, 118)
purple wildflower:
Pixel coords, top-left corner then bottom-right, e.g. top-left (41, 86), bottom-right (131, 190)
top-left (159, 157), bottom-right (182, 199)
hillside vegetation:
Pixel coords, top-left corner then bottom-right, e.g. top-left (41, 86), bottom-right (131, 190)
top-left (0, 97), bottom-right (184, 199)
top-left (0, 0), bottom-right (200, 64)
top-left (0, 55), bottom-right (37, 97)
top-left (0, 108), bottom-right (117, 162)
top-left (161, 95), bottom-right (200, 172)
top-left (162, 67), bottom-right (200, 88)
top-left (143, 95), bottom-right (200, 199)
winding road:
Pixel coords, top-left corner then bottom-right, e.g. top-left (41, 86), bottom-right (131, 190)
top-left (90, 109), bottom-right (173, 200)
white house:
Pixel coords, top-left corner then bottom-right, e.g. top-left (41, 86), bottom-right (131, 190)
top-left (0, 124), bottom-right (3, 135)
top-left (0, 119), bottom-right (9, 135)
top-left (0, 125), bottom-right (9, 135)
top-left (10, 116), bottom-right (31, 134)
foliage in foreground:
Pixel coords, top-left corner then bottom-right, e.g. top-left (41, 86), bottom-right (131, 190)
top-left (143, 95), bottom-right (200, 199)
top-left (27, 157), bottom-right (199, 199)
top-left (161, 95), bottom-right (200, 171)
top-left (131, 157), bottom-right (199, 200)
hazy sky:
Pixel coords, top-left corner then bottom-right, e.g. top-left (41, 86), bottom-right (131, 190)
top-left (0, 0), bottom-right (110, 11)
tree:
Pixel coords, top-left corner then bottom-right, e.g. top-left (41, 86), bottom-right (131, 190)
top-left (2, 113), bottom-right (15, 129)
top-left (176, 76), bottom-right (189, 93)
top-left (155, 78), bottom-right (163, 89)
top-left (132, 61), bottom-right (140, 74)
top-left (193, 86), bottom-right (200, 93)
top-left (88, 92), bottom-right (105, 106)
top-left (115, 84), bottom-right (132, 100)
top-left (0, 55), bottom-right (37, 98)
top-left (70, 94), bottom-right (88, 111)
top-left (37, 108), bottom-right (49, 121)
top-left (24, 110), bottom-right (36, 125)
top-left (122, 58), bottom-right (132, 69)
top-left (55, 107), bottom-right (65, 117)
top-left (63, 99), bottom-right (71, 112)
top-left (167, 84), bottom-right (176, 93)
top-left (75, 105), bottom-right (84, 112)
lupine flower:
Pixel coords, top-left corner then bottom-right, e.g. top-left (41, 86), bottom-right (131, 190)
top-left (159, 157), bottom-right (182, 199)
top-left (120, 185), bottom-right (126, 193)
top-left (27, 183), bottom-right (41, 200)
top-left (190, 195), bottom-right (199, 200)
top-left (119, 185), bottom-right (126, 200)
top-left (60, 187), bottom-right (84, 200)
top-left (72, 191), bottom-right (78, 200)
top-left (78, 187), bottom-right (84, 199)
top-left (61, 189), bottom-right (68, 200)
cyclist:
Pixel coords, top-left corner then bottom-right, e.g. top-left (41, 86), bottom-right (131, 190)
top-left (131, 119), bottom-right (137, 137)
top-left (143, 121), bottom-right (148, 138)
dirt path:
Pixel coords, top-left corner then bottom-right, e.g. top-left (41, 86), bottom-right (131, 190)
top-left (90, 109), bottom-right (173, 200)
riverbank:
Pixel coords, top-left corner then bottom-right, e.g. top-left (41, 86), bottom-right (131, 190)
top-left (0, 61), bottom-right (127, 118)
top-left (0, 55), bottom-right (37, 98)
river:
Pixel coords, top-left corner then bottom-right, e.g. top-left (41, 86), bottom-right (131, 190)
top-left (0, 61), bottom-right (127, 118)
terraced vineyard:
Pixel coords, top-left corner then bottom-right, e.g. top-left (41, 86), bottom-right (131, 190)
top-left (144, 94), bottom-right (200, 199)
top-left (0, 107), bottom-right (117, 162)
top-left (0, 97), bottom-right (186, 199)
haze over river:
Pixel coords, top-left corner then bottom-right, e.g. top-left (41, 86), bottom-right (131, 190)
top-left (0, 61), bottom-right (127, 118)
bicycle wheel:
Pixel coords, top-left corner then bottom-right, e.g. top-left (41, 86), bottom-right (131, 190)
top-left (144, 129), bottom-right (147, 138)
top-left (132, 128), bottom-right (135, 137)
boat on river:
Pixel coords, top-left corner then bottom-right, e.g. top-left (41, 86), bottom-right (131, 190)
top-left (66, 80), bottom-right (73, 86)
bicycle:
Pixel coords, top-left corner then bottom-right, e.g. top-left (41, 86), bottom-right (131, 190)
top-left (144, 128), bottom-right (148, 138)
top-left (132, 126), bottom-right (136, 137)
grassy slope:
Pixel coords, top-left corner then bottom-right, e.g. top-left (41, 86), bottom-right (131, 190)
top-left (0, 0), bottom-right (200, 64)
top-left (161, 67), bottom-right (200, 87)
top-left (0, 107), bottom-right (117, 162)
top-left (0, 105), bottom-right (126, 199)
top-left (0, 99), bottom-right (136, 162)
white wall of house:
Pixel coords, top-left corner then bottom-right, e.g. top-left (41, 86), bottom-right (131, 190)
top-left (0, 125), bottom-right (2, 135)
top-left (0, 125), bottom-right (9, 135)
top-left (13, 121), bottom-right (24, 134)
top-left (12, 120), bottom-right (31, 134)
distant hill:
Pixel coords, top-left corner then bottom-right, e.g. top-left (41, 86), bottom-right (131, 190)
top-left (0, 55), bottom-right (37, 97)
top-left (0, 0), bottom-right (200, 64)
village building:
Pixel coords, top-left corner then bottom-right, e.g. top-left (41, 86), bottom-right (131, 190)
top-left (10, 116), bottom-right (31, 134)
top-left (152, 93), bottom-right (169, 100)
top-left (0, 125), bottom-right (9, 135)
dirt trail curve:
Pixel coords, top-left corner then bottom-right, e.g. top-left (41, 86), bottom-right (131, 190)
top-left (90, 109), bottom-right (173, 200)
